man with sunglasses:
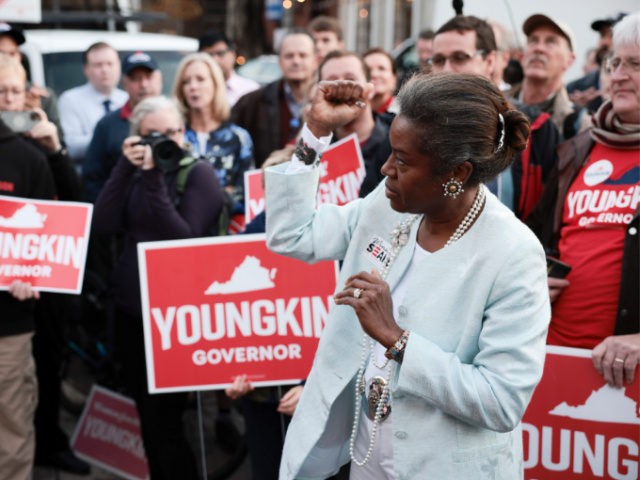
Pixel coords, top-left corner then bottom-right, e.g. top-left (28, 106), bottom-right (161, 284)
top-left (430, 15), bottom-right (560, 221)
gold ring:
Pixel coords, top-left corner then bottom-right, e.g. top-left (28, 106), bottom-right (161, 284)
top-left (353, 288), bottom-right (363, 299)
top-left (614, 357), bottom-right (625, 364)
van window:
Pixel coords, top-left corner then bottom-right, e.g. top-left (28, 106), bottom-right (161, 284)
top-left (43, 50), bottom-right (192, 97)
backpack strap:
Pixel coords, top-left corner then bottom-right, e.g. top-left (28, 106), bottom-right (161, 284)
top-left (175, 156), bottom-right (198, 196)
top-left (173, 156), bottom-right (232, 237)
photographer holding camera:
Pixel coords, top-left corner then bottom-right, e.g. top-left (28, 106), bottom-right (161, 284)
top-left (93, 95), bottom-right (224, 479)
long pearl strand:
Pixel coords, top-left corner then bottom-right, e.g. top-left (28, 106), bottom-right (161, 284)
top-left (349, 187), bottom-right (486, 467)
top-left (349, 214), bottom-right (418, 467)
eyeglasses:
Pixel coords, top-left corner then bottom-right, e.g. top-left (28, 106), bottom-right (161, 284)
top-left (139, 128), bottom-right (183, 137)
top-left (208, 48), bottom-right (231, 58)
top-left (606, 56), bottom-right (640, 74)
top-left (427, 50), bottom-right (486, 68)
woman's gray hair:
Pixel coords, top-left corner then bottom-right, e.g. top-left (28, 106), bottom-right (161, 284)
top-left (129, 96), bottom-right (184, 136)
top-left (613, 12), bottom-right (640, 50)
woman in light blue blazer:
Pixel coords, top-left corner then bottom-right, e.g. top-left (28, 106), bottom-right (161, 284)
top-left (265, 73), bottom-right (551, 480)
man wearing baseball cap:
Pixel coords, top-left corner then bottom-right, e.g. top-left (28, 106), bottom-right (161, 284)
top-left (567, 12), bottom-right (627, 113)
top-left (84, 51), bottom-right (162, 202)
top-left (0, 22), bottom-right (25, 48)
top-left (510, 13), bottom-right (589, 139)
top-left (591, 12), bottom-right (627, 51)
top-left (81, 51), bottom-right (163, 308)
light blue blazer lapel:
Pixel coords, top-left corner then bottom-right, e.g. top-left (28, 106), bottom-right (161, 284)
top-left (383, 215), bottom-right (422, 290)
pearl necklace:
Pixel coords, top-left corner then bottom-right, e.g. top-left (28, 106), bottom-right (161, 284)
top-left (445, 186), bottom-right (485, 247)
top-left (349, 214), bottom-right (418, 467)
top-left (349, 187), bottom-right (486, 467)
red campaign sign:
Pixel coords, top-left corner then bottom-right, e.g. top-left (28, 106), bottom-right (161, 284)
top-left (244, 169), bottom-right (264, 225)
top-left (0, 195), bottom-right (92, 293)
top-left (523, 346), bottom-right (639, 480)
top-left (244, 133), bottom-right (366, 224)
top-left (71, 385), bottom-right (149, 480)
top-left (138, 234), bottom-right (338, 393)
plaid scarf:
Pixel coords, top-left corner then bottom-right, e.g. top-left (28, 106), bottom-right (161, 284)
top-left (590, 100), bottom-right (640, 149)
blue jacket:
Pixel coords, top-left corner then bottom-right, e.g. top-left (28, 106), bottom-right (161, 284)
top-left (83, 107), bottom-right (130, 203)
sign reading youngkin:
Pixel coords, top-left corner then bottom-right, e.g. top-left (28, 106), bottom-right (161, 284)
top-left (244, 133), bottom-right (366, 224)
top-left (522, 346), bottom-right (639, 480)
top-left (138, 234), bottom-right (338, 393)
top-left (0, 195), bottom-right (92, 293)
top-left (71, 385), bottom-right (149, 480)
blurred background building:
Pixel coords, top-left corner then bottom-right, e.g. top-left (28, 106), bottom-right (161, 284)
top-left (16, 0), bottom-right (422, 61)
top-left (10, 0), bottom-right (640, 99)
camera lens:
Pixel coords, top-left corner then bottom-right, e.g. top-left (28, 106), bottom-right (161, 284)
top-left (152, 139), bottom-right (185, 173)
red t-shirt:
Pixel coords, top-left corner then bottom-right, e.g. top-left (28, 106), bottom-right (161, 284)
top-left (548, 143), bottom-right (640, 348)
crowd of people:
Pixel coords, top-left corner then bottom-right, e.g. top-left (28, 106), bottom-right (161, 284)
top-left (0, 6), bottom-right (638, 480)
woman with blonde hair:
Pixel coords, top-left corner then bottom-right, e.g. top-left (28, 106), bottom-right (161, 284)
top-left (173, 52), bottom-right (253, 218)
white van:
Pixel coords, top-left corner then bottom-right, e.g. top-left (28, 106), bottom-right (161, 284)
top-left (20, 29), bottom-right (198, 96)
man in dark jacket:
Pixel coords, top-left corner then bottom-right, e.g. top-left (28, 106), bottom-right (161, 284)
top-left (83, 51), bottom-right (162, 203)
top-left (314, 50), bottom-right (391, 198)
top-left (0, 53), bottom-right (90, 476)
top-left (231, 29), bottom-right (317, 167)
top-left (0, 112), bottom-right (56, 479)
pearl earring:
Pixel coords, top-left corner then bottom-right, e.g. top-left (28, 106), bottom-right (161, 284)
top-left (443, 178), bottom-right (464, 199)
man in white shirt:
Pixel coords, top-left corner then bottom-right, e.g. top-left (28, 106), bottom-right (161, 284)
top-left (58, 42), bottom-right (127, 169)
top-left (198, 30), bottom-right (259, 107)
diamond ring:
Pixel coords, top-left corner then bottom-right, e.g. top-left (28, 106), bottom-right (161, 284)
top-left (614, 357), bottom-right (625, 364)
top-left (353, 288), bottom-right (363, 299)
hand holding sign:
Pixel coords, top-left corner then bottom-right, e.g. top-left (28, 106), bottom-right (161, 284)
top-left (8, 280), bottom-right (39, 301)
top-left (0, 195), bottom-right (92, 294)
top-left (225, 374), bottom-right (255, 400)
top-left (277, 385), bottom-right (304, 416)
top-left (592, 333), bottom-right (640, 387)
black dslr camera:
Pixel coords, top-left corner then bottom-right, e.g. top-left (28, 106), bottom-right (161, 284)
top-left (136, 132), bottom-right (185, 173)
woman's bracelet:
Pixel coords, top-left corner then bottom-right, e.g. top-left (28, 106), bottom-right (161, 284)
top-left (384, 330), bottom-right (410, 362)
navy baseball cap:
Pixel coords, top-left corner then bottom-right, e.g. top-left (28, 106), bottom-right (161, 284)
top-left (122, 51), bottom-right (158, 75)
top-left (591, 13), bottom-right (627, 33)
top-left (0, 23), bottom-right (25, 46)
